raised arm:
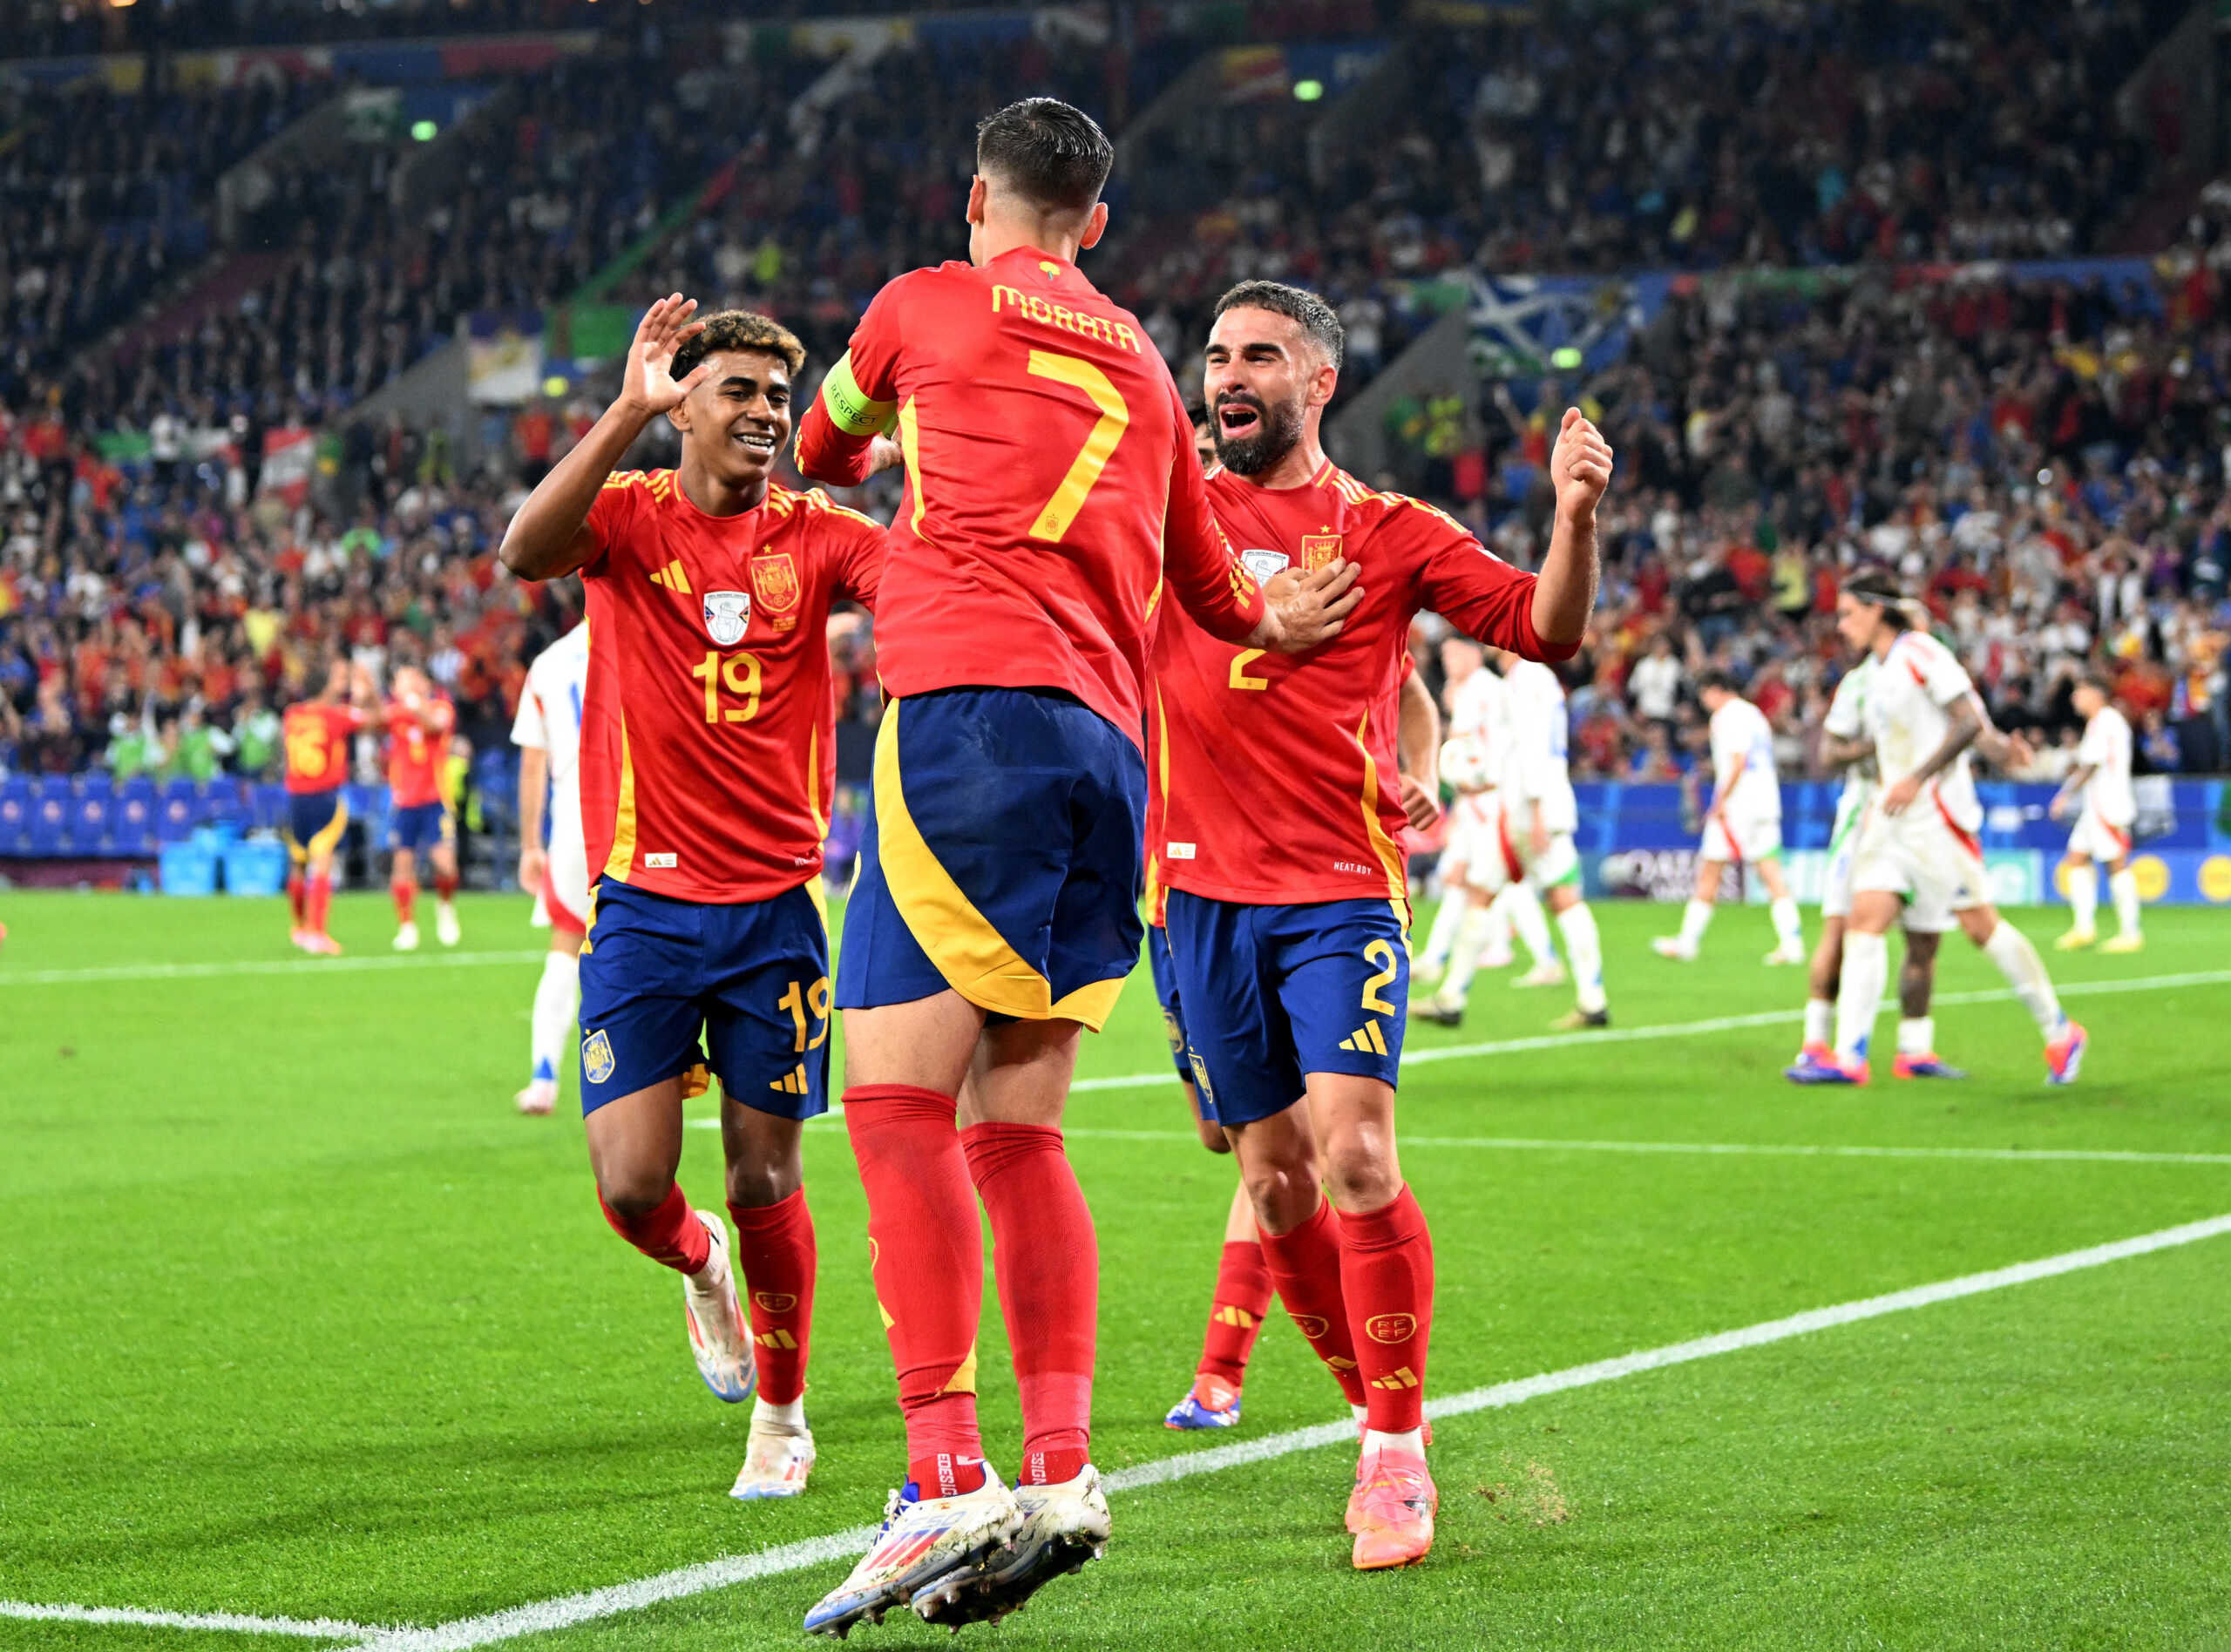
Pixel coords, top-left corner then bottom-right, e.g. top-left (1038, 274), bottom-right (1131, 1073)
top-left (500, 295), bottom-right (709, 581)
top-left (1536, 408), bottom-right (1610, 651)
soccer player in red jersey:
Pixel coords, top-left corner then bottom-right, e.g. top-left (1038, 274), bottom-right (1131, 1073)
top-left (281, 658), bottom-right (373, 956)
top-left (1154, 281), bottom-right (1609, 1570)
top-left (378, 664), bottom-right (461, 952)
top-left (499, 301), bottom-right (886, 1503)
top-left (793, 101), bottom-right (1357, 1633)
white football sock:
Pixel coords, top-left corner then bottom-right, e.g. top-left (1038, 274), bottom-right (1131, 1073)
top-left (1351, 1402), bottom-right (1370, 1425)
top-left (1481, 891), bottom-right (1513, 957)
top-left (1556, 902), bottom-right (1607, 1013)
top-left (1500, 882), bottom-right (1555, 970)
top-left (1981, 919), bottom-right (2064, 1040)
top-left (2110, 868), bottom-right (2141, 937)
top-left (1834, 931), bottom-right (1889, 1062)
top-left (1770, 896), bottom-right (1802, 952)
top-left (1439, 907), bottom-right (1495, 1006)
top-left (1364, 1426), bottom-right (1426, 1457)
top-left (1802, 998), bottom-right (1834, 1049)
top-left (531, 949), bottom-right (580, 1085)
top-left (1678, 897), bottom-right (1713, 949)
top-left (752, 1395), bottom-right (809, 1434)
top-left (1420, 884), bottom-right (1469, 969)
top-left (1897, 1015), bottom-right (1936, 1057)
top-left (2067, 863), bottom-right (2098, 933)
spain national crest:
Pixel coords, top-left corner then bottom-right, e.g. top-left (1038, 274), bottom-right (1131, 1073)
top-left (702, 590), bottom-right (751, 646)
top-left (1300, 532), bottom-right (1343, 572)
top-left (581, 1029), bottom-right (615, 1086)
top-left (750, 552), bottom-right (803, 632)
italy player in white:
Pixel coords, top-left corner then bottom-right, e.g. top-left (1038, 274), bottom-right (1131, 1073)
top-left (1653, 671), bottom-right (1804, 965)
top-left (1791, 573), bottom-right (2085, 1086)
top-left (2051, 676), bottom-right (2142, 952)
top-left (509, 621), bottom-right (591, 1117)
top-left (1421, 652), bottom-right (1608, 1031)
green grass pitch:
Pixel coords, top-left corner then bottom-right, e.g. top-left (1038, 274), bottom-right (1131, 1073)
top-left (3, 890), bottom-right (2229, 1650)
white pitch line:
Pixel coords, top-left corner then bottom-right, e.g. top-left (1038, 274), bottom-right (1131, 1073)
top-left (1062, 967), bottom-right (2231, 1093)
top-left (0, 1600), bottom-right (399, 1639)
top-left (0, 951), bottom-right (548, 987)
top-left (347, 1209), bottom-right (2231, 1651)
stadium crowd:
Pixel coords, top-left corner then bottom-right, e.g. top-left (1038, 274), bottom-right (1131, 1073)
top-left (3, 2), bottom-right (2228, 801)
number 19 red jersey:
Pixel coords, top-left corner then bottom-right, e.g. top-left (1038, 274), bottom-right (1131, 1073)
top-left (576, 471), bottom-right (885, 904)
top-left (794, 247), bottom-right (1265, 745)
top-left (1151, 461), bottom-right (1573, 909)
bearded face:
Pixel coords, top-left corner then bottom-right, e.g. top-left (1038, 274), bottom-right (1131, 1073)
top-left (1211, 385), bottom-right (1306, 476)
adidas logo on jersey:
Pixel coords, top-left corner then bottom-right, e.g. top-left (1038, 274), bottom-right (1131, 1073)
top-left (1339, 1021), bottom-right (1389, 1055)
top-left (648, 559), bottom-right (693, 593)
top-left (770, 1065), bottom-right (810, 1095)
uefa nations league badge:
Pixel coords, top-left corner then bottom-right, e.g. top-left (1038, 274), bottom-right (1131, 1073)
top-left (702, 591), bottom-right (751, 646)
top-left (1239, 548), bottom-right (1290, 583)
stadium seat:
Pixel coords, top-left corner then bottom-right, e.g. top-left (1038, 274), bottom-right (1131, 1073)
top-left (156, 778), bottom-right (200, 843)
top-left (29, 791), bottom-right (69, 856)
top-left (200, 779), bottom-right (246, 830)
top-left (112, 782), bottom-right (159, 856)
top-left (250, 784), bottom-right (290, 832)
top-left (71, 777), bottom-right (115, 854)
top-left (0, 776), bottom-right (32, 854)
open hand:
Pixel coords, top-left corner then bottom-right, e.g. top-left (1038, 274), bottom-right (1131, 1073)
top-left (1882, 775), bottom-right (1922, 816)
top-left (1259, 558), bottom-right (1363, 653)
top-left (620, 294), bottom-right (710, 416)
top-left (1549, 407), bottom-right (1613, 519)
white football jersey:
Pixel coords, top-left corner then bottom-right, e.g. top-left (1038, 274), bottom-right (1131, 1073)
top-left (2075, 705), bottom-right (2135, 827)
top-left (1447, 665), bottom-right (1507, 784)
top-left (1822, 654), bottom-right (1878, 834)
top-left (1497, 660), bottom-right (1577, 834)
top-left (1863, 629), bottom-right (1981, 831)
top-left (510, 622), bottom-right (590, 845)
top-left (1708, 694), bottom-right (1781, 821)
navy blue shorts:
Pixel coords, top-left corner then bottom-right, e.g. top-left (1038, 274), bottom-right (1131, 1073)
top-left (577, 879), bottom-right (831, 1121)
top-left (285, 789), bottom-right (348, 863)
top-left (1145, 922), bottom-right (1210, 1100)
top-left (388, 800), bottom-right (454, 853)
top-left (1162, 889), bottom-right (1410, 1127)
top-left (836, 688), bottom-right (1146, 1032)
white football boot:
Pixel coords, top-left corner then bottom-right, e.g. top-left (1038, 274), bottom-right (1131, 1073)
top-left (682, 1212), bottom-right (756, 1403)
top-left (435, 901), bottom-right (462, 947)
top-left (731, 1417), bottom-right (817, 1501)
top-left (804, 1473), bottom-right (1022, 1638)
top-left (914, 1465), bottom-right (1110, 1628)
top-left (392, 920), bottom-right (420, 952)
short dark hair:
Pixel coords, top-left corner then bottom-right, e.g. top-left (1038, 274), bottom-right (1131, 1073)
top-left (1695, 668), bottom-right (1739, 696)
top-left (976, 98), bottom-right (1113, 214)
top-left (2078, 670), bottom-right (2113, 695)
top-left (670, 310), bottom-right (805, 383)
top-left (1213, 280), bottom-right (1345, 369)
top-left (1841, 568), bottom-right (1910, 626)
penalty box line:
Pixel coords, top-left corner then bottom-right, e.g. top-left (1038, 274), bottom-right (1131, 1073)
top-left (340, 1210), bottom-right (2231, 1650)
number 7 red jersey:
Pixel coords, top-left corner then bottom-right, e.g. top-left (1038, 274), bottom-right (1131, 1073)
top-left (794, 247), bottom-right (1264, 746)
top-left (1151, 460), bottom-right (1576, 909)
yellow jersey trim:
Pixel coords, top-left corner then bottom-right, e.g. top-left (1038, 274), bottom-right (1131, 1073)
top-left (897, 396), bottom-right (925, 534)
top-left (1353, 711), bottom-right (1408, 904)
top-left (602, 715), bottom-right (638, 881)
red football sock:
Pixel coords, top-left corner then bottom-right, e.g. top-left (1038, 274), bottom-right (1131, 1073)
top-left (962, 1121), bottom-right (1096, 1486)
top-left (598, 1180), bottom-right (711, 1275)
top-left (1256, 1195), bottom-right (1367, 1408)
top-left (728, 1187), bottom-right (816, 1406)
top-left (844, 1085), bottom-right (987, 1495)
top-left (434, 868), bottom-right (458, 902)
top-left (287, 871), bottom-right (307, 926)
top-left (1336, 1185), bottom-right (1434, 1434)
top-left (306, 872), bottom-right (333, 934)
top-left (391, 877), bottom-right (417, 925)
top-left (1197, 1238), bottom-right (1273, 1392)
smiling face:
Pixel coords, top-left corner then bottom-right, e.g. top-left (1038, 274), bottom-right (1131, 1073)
top-left (669, 349), bottom-right (793, 490)
top-left (1203, 305), bottom-right (1336, 477)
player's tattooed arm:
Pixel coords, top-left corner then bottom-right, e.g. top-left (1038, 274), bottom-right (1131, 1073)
top-left (1820, 734), bottom-right (1873, 768)
top-left (500, 294), bottom-right (709, 581)
top-left (1881, 695), bottom-right (1980, 816)
top-left (1536, 408), bottom-right (1611, 648)
top-left (2048, 762), bottom-right (2096, 819)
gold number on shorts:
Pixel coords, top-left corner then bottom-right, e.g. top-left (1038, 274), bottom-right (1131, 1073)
top-left (1025, 350), bottom-right (1129, 543)
top-left (778, 977), bottom-right (832, 1053)
top-left (1360, 938), bottom-right (1400, 1015)
top-left (690, 650), bottom-right (763, 724)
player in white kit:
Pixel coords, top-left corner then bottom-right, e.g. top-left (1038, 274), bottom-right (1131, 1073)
top-left (2051, 677), bottom-right (2142, 953)
top-left (1420, 652), bottom-right (1608, 1030)
top-left (1653, 672), bottom-right (1804, 965)
top-left (509, 621), bottom-right (591, 1116)
top-left (1789, 574), bottom-right (2086, 1086)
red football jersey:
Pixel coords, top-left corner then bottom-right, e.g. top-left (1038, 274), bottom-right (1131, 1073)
top-left (1152, 461), bottom-right (1570, 907)
top-left (794, 247), bottom-right (1265, 746)
top-left (383, 694), bottom-right (454, 809)
top-left (281, 701), bottom-right (364, 795)
top-left (576, 471), bottom-right (885, 904)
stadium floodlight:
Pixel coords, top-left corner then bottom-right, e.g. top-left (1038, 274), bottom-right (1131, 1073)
top-left (1293, 78), bottom-right (1326, 102)
top-left (411, 120), bottom-right (438, 142)
top-left (1550, 346), bottom-right (1583, 370)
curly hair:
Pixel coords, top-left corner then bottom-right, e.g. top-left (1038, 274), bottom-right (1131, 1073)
top-left (670, 309), bottom-right (805, 382)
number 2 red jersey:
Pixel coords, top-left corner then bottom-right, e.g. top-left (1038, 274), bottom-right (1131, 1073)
top-left (793, 247), bottom-right (1264, 746)
top-left (576, 471), bottom-right (885, 904)
top-left (282, 701), bottom-right (364, 794)
top-left (383, 694), bottom-right (455, 808)
top-left (1152, 460), bottom-right (1573, 908)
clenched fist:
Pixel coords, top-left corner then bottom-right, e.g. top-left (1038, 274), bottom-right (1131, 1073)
top-left (1549, 407), bottom-right (1613, 520)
